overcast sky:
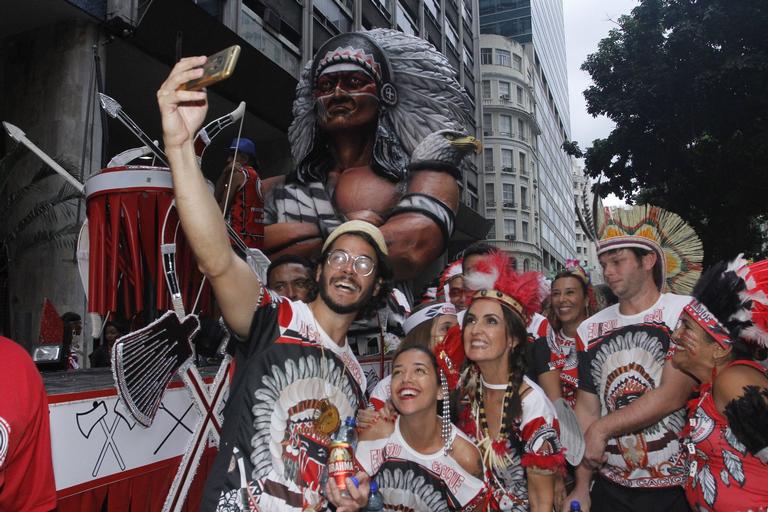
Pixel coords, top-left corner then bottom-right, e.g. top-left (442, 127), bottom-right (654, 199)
top-left (564, 0), bottom-right (638, 148)
top-left (563, 0), bottom-right (638, 204)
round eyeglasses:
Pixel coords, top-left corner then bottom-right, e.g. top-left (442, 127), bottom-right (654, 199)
top-left (326, 249), bottom-right (376, 277)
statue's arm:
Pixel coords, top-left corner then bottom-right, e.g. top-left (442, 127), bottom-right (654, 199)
top-left (381, 170), bottom-right (459, 280)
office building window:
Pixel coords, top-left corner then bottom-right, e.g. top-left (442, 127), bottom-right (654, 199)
top-left (499, 115), bottom-right (512, 136)
top-left (495, 49), bottom-right (511, 67)
top-left (483, 113), bottom-right (492, 135)
top-left (501, 149), bottom-right (513, 171)
top-left (484, 148), bottom-right (494, 170)
top-left (487, 222), bottom-right (496, 239)
top-left (513, 53), bottom-right (522, 72)
top-left (499, 81), bottom-right (511, 100)
top-left (502, 183), bottom-right (514, 204)
top-left (517, 85), bottom-right (524, 104)
top-left (504, 219), bottom-right (516, 239)
top-left (485, 183), bottom-right (495, 203)
top-left (519, 152), bottom-right (526, 174)
top-left (482, 80), bottom-right (491, 99)
top-left (521, 186), bottom-right (528, 209)
top-left (481, 47), bottom-right (492, 65)
top-left (424, 0), bottom-right (439, 21)
top-left (397, 1), bottom-right (417, 35)
top-left (522, 221), bottom-right (528, 241)
top-left (518, 119), bottom-right (525, 140)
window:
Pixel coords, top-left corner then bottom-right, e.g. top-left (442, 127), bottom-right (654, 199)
top-left (523, 258), bottom-right (529, 271)
top-left (483, 113), bottom-right (492, 135)
top-left (522, 221), bottom-right (528, 241)
top-left (499, 81), bottom-right (511, 100)
top-left (518, 119), bottom-right (525, 141)
top-left (517, 85), bottom-right (524, 105)
top-left (485, 183), bottom-right (495, 204)
top-left (424, 0), bottom-right (439, 21)
top-left (502, 183), bottom-right (514, 204)
top-left (499, 115), bottom-right (512, 136)
top-left (504, 219), bottom-right (516, 239)
top-left (396, 1), bottom-right (417, 35)
top-left (481, 48), bottom-right (493, 65)
top-left (501, 149), bottom-right (513, 171)
top-left (487, 222), bottom-right (496, 239)
top-left (495, 49), bottom-right (511, 67)
top-left (521, 186), bottom-right (528, 209)
top-left (484, 148), bottom-right (494, 170)
top-left (513, 53), bottom-right (522, 72)
top-left (577, 246), bottom-right (582, 254)
top-left (482, 80), bottom-right (491, 99)
top-left (519, 152), bottom-right (526, 174)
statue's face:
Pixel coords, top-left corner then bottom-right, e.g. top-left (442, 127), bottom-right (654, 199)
top-left (313, 69), bottom-right (379, 132)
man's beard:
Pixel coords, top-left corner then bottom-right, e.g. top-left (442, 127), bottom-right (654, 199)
top-left (319, 274), bottom-right (375, 315)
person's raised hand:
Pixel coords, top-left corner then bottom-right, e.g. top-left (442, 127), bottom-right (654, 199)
top-left (156, 56), bottom-right (209, 150)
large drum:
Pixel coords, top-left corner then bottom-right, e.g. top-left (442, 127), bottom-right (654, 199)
top-left (84, 166), bottom-right (209, 320)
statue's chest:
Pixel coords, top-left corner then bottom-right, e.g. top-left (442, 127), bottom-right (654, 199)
top-left (332, 167), bottom-right (400, 218)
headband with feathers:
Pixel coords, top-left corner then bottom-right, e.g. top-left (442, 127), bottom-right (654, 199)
top-left (463, 250), bottom-right (544, 324)
top-left (684, 255), bottom-right (768, 350)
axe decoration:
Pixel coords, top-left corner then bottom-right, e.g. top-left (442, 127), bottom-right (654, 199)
top-left (113, 311), bottom-right (199, 427)
top-left (76, 401), bottom-right (108, 438)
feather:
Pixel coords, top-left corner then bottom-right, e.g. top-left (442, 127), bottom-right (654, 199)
top-left (698, 464), bottom-right (717, 507)
top-left (724, 386), bottom-right (768, 455)
top-left (719, 468), bottom-right (730, 487)
top-left (721, 449), bottom-right (745, 487)
top-left (723, 426), bottom-right (748, 455)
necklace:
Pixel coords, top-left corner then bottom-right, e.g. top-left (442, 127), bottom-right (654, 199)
top-left (474, 368), bottom-right (516, 472)
top-left (481, 376), bottom-right (508, 390)
top-left (309, 304), bottom-right (342, 437)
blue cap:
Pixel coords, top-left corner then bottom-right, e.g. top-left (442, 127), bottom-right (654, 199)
top-left (228, 138), bottom-right (257, 159)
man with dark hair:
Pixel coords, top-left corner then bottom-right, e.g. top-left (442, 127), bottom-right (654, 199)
top-left (566, 205), bottom-right (704, 512)
top-left (459, 241), bottom-right (496, 275)
top-left (266, 254), bottom-right (316, 302)
top-left (158, 54), bottom-right (390, 508)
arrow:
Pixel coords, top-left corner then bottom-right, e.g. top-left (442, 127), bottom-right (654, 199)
top-left (98, 93), bottom-right (169, 167)
top-left (2, 121), bottom-right (85, 194)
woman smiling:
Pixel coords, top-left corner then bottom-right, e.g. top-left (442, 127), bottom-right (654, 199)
top-left (458, 251), bottom-right (564, 511)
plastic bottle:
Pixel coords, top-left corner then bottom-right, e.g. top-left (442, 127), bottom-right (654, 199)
top-left (327, 417), bottom-right (358, 496)
top-left (570, 501), bottom-right (582, 512)
top-left (364, 480), bottom-right (384, 511)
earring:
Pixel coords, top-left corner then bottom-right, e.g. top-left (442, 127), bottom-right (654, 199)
top-left (440, 370), bottom-right (452, 455)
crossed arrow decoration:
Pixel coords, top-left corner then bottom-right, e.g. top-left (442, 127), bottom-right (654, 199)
top-left (112, 311), bottom-right (231, 512)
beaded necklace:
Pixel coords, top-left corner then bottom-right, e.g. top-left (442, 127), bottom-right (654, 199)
top-left (474, 369), bottom-right (516, 472)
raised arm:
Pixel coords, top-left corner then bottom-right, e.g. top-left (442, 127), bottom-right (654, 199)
top-left (157, 57), bottom-right (261, 338)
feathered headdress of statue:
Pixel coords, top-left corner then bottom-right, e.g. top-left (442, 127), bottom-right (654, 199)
top-left (577, 195), bottom-right (703, 294)
top-left (288, 29), bottom-right (473, 184)
top-left (683, 255), bottom-right (768, 350)
top-left (463, 250), bottom-right (544, 324)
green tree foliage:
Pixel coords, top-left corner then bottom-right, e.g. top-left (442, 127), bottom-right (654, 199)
top-left (579, 0), bottom-right (768, 264)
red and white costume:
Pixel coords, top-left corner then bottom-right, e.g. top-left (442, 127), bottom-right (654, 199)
top-left (681, 360), bottom-right (768, 511)
top-left (531, 328), bottom-right (578, 407)
top-left (356, 417), bottom-right (486, 510)
top-left (577, 293), bottom-right (690, 488)
top-left (458, 376), bottom-right (564, 511)
top-left (227, 164), bottom-right (264, 249)
top-left (0, 337), bottom-right (56, 511)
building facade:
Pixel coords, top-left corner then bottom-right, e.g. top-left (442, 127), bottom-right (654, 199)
top-left (478, 0), bottom-right (576, 272)
top-left (479, 35), bottom-right (541, 271)
top-left (571, 161), bottom-right (601, 283)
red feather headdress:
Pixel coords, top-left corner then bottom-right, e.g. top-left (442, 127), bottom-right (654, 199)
top-left (463, 250), bottom-right (545, 324)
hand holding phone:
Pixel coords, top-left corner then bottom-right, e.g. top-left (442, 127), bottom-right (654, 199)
top-left (181, 45), bottom-right (241, 91)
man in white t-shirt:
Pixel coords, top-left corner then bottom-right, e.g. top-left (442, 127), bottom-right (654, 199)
top-left (565, 205), bottom-right (703, 512)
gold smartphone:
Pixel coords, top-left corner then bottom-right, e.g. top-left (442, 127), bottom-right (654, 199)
top-left (182, 45), bottom-right (241, 91)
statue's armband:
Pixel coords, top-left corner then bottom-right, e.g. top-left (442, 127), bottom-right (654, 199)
top-left (388, 193), bottom-right (456, 240)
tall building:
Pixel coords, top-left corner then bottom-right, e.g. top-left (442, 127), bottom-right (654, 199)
top-left (571, 161), bottom-right (601, 283)
top-left (478, 0), bottom-right (576, 271)
top-left (1, 0), bottom-right (487, 344)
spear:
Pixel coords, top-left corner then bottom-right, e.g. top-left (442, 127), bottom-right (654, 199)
top-left (98, 93), bottom-right (169, 167)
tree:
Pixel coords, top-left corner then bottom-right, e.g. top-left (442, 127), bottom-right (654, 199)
top-left (579, 0), bottom-right (768, 264)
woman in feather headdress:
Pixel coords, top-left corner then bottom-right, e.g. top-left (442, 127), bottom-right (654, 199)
top-left (457, 250), bottom-right (564, 511)
top-left (670, 255), bottom-right (768, 511)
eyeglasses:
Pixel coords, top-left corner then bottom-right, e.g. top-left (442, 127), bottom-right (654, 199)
top-left (326, 249), bottom-right (376, 277)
